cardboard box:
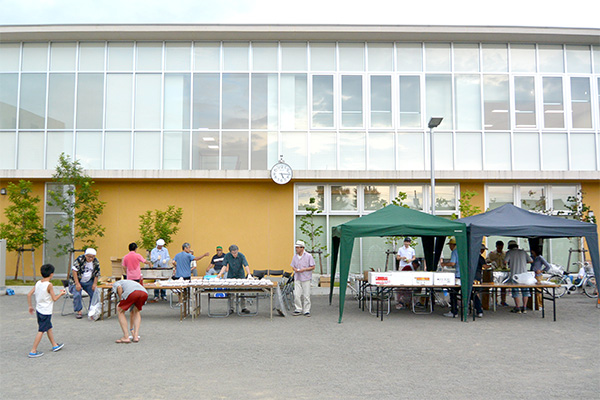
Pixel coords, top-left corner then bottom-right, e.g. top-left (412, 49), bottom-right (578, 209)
top-left (368, 271), bottom-right (393, 285)
top-left (390, 272), bottom-right (414, 286)
top-left (412, 272), bottom-right (434, 286)
top-left (433, 272), bottom-right (455, 286)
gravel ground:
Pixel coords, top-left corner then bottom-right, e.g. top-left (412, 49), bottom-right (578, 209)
top-left (0, 292), bottom-right (598, 399)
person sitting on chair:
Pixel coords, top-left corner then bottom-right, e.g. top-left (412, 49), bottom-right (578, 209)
top-left (69, 248), bottom-right (100, 320)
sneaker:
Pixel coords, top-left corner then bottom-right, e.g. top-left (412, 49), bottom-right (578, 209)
top-left (151, 297), bottom-right (159, 303)
top-left (443, 312), bottom-right (457, 318)
top-left (161, 297), bottom-right (168, 301)
top-left (241, 308), bottom-right (251, 314)
top-left (395, 303), bottom-right (404, 310)
top-left (476, 313), bottom-right (483, 318)
top-left (500, 302), bottom-right (509, 307)
top-left (28, 351), bottom-right (44, 358)
top-left (52, 343), bottom-right (64, 352)
top-left (521, 307), bottom-right (527, 314)
top-left (304, 312), bottom-right (311, 317)
top-left (292, 310), bottom-right (302, 316)
top-left (538, 307), bottom-right (544, 311)
top-left (510, 308), bottom-right (522, 314)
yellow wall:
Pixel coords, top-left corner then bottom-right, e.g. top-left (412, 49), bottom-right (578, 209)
top-left (457, 182), bottom-right (485, 215)
top-left (0, 179), bottom-right (294, 278)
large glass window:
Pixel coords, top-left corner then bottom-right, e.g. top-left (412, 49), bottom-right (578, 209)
top-left (425, 43), bottom-right (451, 71)
top-left (435, 185), bottom-right (457, 211)
top-left (50, 43), bottom-right (76, 71)
top-left (221, 131), bottom-right (248, 170)
top-left (370, 75), bottom-right (392, 128)
top-left (0, 73), bottom-right (18, 128)
top-left (19, 73), bottom-right (47, 129)
top-left (252, 43), bottom-right (278, 71)
top-left (482, 44), bottom-right (508, 72)
top-left (514, 76), bottom-right (536, 128)
top-left (484, 132), bottom-right (511, 170)
top-left (513, 133), bottom-right (539, 170)
top-left (364, 185), bottom-right (390, 210)
top-left (539, 45), bottom-right (564, 73)
top-left (76, 74), bottom-right (104, 129)
top-left (134, 74), bottom-right (161, 129)
top-left (163, 131), bottom-right (190, 169)
top-left (108, 42), bottom-right (133, 71)
top-left (397, 132), bottom-right (423, 170)
top-left (399, 76), bottom-right (421, 128)
top-left (46, 131), bottom-right (72, 168)
top-left (510, 44), bottom-right (536, 72)
top-left (570, 77), bottom-right (592, 129)
top-left (281, 43), bottom-right (307, 71)
top-left (250, 131), bottom-right (277, 170)
top-left (433, 132), bottom-right (453, 170)
top-left (78, 43), bottom-right (104, 71)
top-left (222, 74), bottom-right (249, 129)
top-left (192, 73), bottom-right (220, 129)
top-left (310, 43), bottom-right (335, 71)
top-left (483, 75), bottom-right (510, 130)
top-left (134, 132), bottom-right (160, 169)
top-left (368, 131), bottom-right (394, 170)
top-left (48, 74), bottom-right (75, 129)
top-left (520, 185), bottom-right (545, 211)
top-left (456, 132), bottom-right (482, 170)
top-left (105, 131), bottom-right (131, 169)
top-left (22, 43), bottom-right (48, 71)
top-left (0, 132), bottom-right (16, 169)
top-left (542, 132), bottom-right (568, 171)
top-left (164, 74), bottom-right (191, 129)
top-left (0, 43), bottom-right (20, 71)
top-left (542, 77), bottom-right (564, 128)
top-left (396, 186), bottom-right (424, 210)
top-left (223, 43), bottom-right (249, 71)
top-left (309, 131), bottom-right (336, 170)
top-left (17, 132), bottom-right (44, 169)
top-left (192, 131), bottom-right (219, 170)
top-left (570, 133), bottom-right (596, 170)
top-left (453, 43), bottom-right (479, 72)
top-left (367, 43), bottom-right (393, 71)
top-left (281, 131), bottom-right (307, 170)
top-left (341, 75), bottom-right (363, 128)
top-left (339, 43), bottom-right (364, 72)
top-left (165, 42), bottom-right (191, 71)
top-left (194, 42), bottom-right (220, 71)
top-left (552, 186), bottom-right (578, 211)
top-left (566, 45), bottom-right (591, 73)
top-left (455, 75), bottom-right (481, 130)
top-left (312, 75), bottom-right (334, 128)
top-left (136, 42), bottom-right (162, 71)
top-left (331, 185), bottom-right (358, 211)
top-left (339, 131), bottom-right (365, 170)
top-left (280, 74), bottom-right (307, 130)
top-left (426, 75), bottom-right (452, 130)
top-left (297, 185), bottom-right (325, 211)
top-left (396, 43), bottom-right (422, 72)
top-left (251, 74), bottom-right (278, 130)
top-left (75, 131), bottom-right (102, 169)
top-left (487, 186), bottom-right (514, 209)
top-left (105, 74), bottom-right (133, 129)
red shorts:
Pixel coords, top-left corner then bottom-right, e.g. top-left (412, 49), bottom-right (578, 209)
top-left (119, 290), bottom-right (148, 312)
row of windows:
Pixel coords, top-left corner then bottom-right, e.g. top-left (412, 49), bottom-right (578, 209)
top-left (1, 42), bottom-right (599, 74)
top-left (1, 130), bottom-right (597, 171)
top-left (1, 72), bottom-right (599, 132)
top-left (293, 184), bottom-right (581, 274)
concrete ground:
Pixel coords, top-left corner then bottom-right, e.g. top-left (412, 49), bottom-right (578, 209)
top-left (0, 292), bottom-right (598, 399)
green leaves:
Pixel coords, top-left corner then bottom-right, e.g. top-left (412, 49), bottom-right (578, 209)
top-left (138, 206), bottom-right (183, 251)
top-left (0, 180), bottom-right (46, 252)
top-left (451, 190), bottom-right (481, 220)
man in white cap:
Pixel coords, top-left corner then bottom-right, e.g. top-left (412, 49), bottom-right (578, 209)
top-left (291, 240), bottom-right (316, 317)
top-left (69, 248), bottom-right (100, 319)
top-left (150, 239), bottom-right (170, 301)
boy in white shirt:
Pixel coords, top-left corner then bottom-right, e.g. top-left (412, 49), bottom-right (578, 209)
top-left (27, 264), bottom-right (66, 358)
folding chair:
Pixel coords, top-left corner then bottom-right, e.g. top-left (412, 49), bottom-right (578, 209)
top-left (60, 280), bottom-right (87, 316)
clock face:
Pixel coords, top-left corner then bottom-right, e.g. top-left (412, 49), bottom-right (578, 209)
top-left (270, 162), bottom-right (293, 184)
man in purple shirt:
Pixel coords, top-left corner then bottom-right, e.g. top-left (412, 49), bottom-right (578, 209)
top-left (291, 240), bottom-right (315, 317)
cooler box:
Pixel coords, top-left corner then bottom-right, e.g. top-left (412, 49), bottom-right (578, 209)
top-left (368, 271), bottom-right (393, 285)
top-left (433, 272), bottom-right (455, 285)
top-left (391, 271), bottom-right (415, 286)
top-left (412, 272), bottom-right (434, 285)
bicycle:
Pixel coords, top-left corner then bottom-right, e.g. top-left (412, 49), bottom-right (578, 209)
top-left (546, 262), bottom-right (597, 298)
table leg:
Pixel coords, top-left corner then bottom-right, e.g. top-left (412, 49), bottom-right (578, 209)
top-left (552, 287), bottom-right (556, 322)
top-left (270, 287), bottom-right (273, 320)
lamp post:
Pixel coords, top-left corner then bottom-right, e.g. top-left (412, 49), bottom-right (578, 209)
top-left (428, 117), bottom-right (443, 215)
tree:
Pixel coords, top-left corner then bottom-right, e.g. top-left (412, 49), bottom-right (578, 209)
top-left (0, 180), bottom-right (46, 280)
top-left (298, 197), bottom-right (328, 274)
top-left (47, 153), bottom-right (106, 259)
top-left (138, 206), bottom-right (184, 253)
top-left (561, 190), bottom-right (596, 224)
top-left (451, 190), bottom-right (482, 219)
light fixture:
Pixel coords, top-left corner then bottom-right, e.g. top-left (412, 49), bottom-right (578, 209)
top-left (428, 117), bottom-right (443, 216)
top-left (0, 188), bottom-right (6, 195)
top-left (202, 137), bottom-right (215, 141)
top-left (428, 117), bottom-right (443, 129)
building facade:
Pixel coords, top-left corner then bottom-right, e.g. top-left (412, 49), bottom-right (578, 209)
top-left (0, 25), bottom-right (599, 277)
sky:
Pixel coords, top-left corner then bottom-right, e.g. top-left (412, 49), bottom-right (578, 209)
top-left (0, 0), bottom-right (599, 28)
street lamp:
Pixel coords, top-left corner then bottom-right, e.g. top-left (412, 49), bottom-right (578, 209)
top-left (428, 117), bottom-right (443, 215)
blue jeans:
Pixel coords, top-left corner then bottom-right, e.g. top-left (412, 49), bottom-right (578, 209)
top-left (70, 279), bottom-right (95, 312)
top-left (154, 289), bottom-right (166, 299)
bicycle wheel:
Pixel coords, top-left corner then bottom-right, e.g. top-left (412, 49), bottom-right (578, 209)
top-left (583, 277), bottom-right (598, 298)
top-left (547, 275), bottom-right (569, 298)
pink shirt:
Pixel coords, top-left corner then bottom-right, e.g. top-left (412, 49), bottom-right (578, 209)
top-left (291, 252), bottom-right (315, 282)
top-left (122, 251), bottom-right (146, 280)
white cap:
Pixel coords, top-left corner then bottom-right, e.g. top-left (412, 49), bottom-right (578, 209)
top-left (156, 239), bottom-right (165, 246)
top-left (295, 240), bottom-right (305, 248)
top-left (85, 248), bottom-right (97, 256)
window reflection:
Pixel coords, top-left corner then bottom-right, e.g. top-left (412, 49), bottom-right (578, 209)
top-left (19, 73), bottom-right (46, 129)
top-left (77, 74), bottom-right (104, 129)
top-left (487, 186), bottom-right (513, 210)
top-left (341, 75), bottom-right (363, 128)
top-left (163, 131), bottom-right (190, 170)
top-left (192, 131), bottom-right (219, 170)
top-left (570, 77), bottom-right (592, 129)
top-left (483, 75), bottom-right (509, 130)
top-left (396, 186), bottom-right (423, 210)
top-left (399, 76), bottom-right (421, 128)
top-left (514, 76), bottom-right (536, 128)
top-left (435, 186), bottom-right (456, 211)
top-left (542, 77), bottom-right (564, 128)
top-left (370, 76), bottom-right (392, 128)
top-left (222, 131), bottom-right (248, 170)
top-left (396, 43), bottom-right (422, 72)
top-left (297, 185), bottom-right (324, 211)
top-left (552, 186), bottom-right (577, 211)
top-left (222, 74), bottom-right (249, 129)
top-left (364, 185), bottom-right (390, 210)
top-left (193, 73), bottom-right (220, 129)
top-left (331, 185), bottom-right (358, 211)
top-left (48, 74), bottom-right (75, 129)
top-left (312, 75), bottom-right (334, 128)
top-left (520, 186), bottom-right (545, 211)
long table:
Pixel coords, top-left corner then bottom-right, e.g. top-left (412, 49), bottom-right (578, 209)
top-left (98, 281), bottom-right (276, 321)
top-left (473, 283), bottom-right (559, 321)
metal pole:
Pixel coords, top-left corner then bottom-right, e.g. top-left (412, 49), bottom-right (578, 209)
top-left (430, 126), bottom-right (436, 216)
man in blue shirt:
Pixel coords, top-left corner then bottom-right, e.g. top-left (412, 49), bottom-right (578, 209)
top-left (150, 239), bottom-right (170, 301)
top-left (172, 242), bottom-right (209, 280)
top-left (440, 238), bottom-right (460, 318)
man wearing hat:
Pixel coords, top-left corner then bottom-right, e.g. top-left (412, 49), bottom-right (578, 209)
top-left (291, 240), bottom-right (316, 317)
top-left (505, 240), bottom-right (533, 314)
top-left (150, 239), bottom-right (170, 301)
top-left (206, 246), bottom-right (226, 277)
top-left (440, 238), bottom-right (460, 318)
top-left (69, 248), bottom-right (101, 319)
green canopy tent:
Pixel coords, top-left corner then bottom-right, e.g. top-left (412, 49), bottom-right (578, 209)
top-left (329, 205), bottom-right (469, 323)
